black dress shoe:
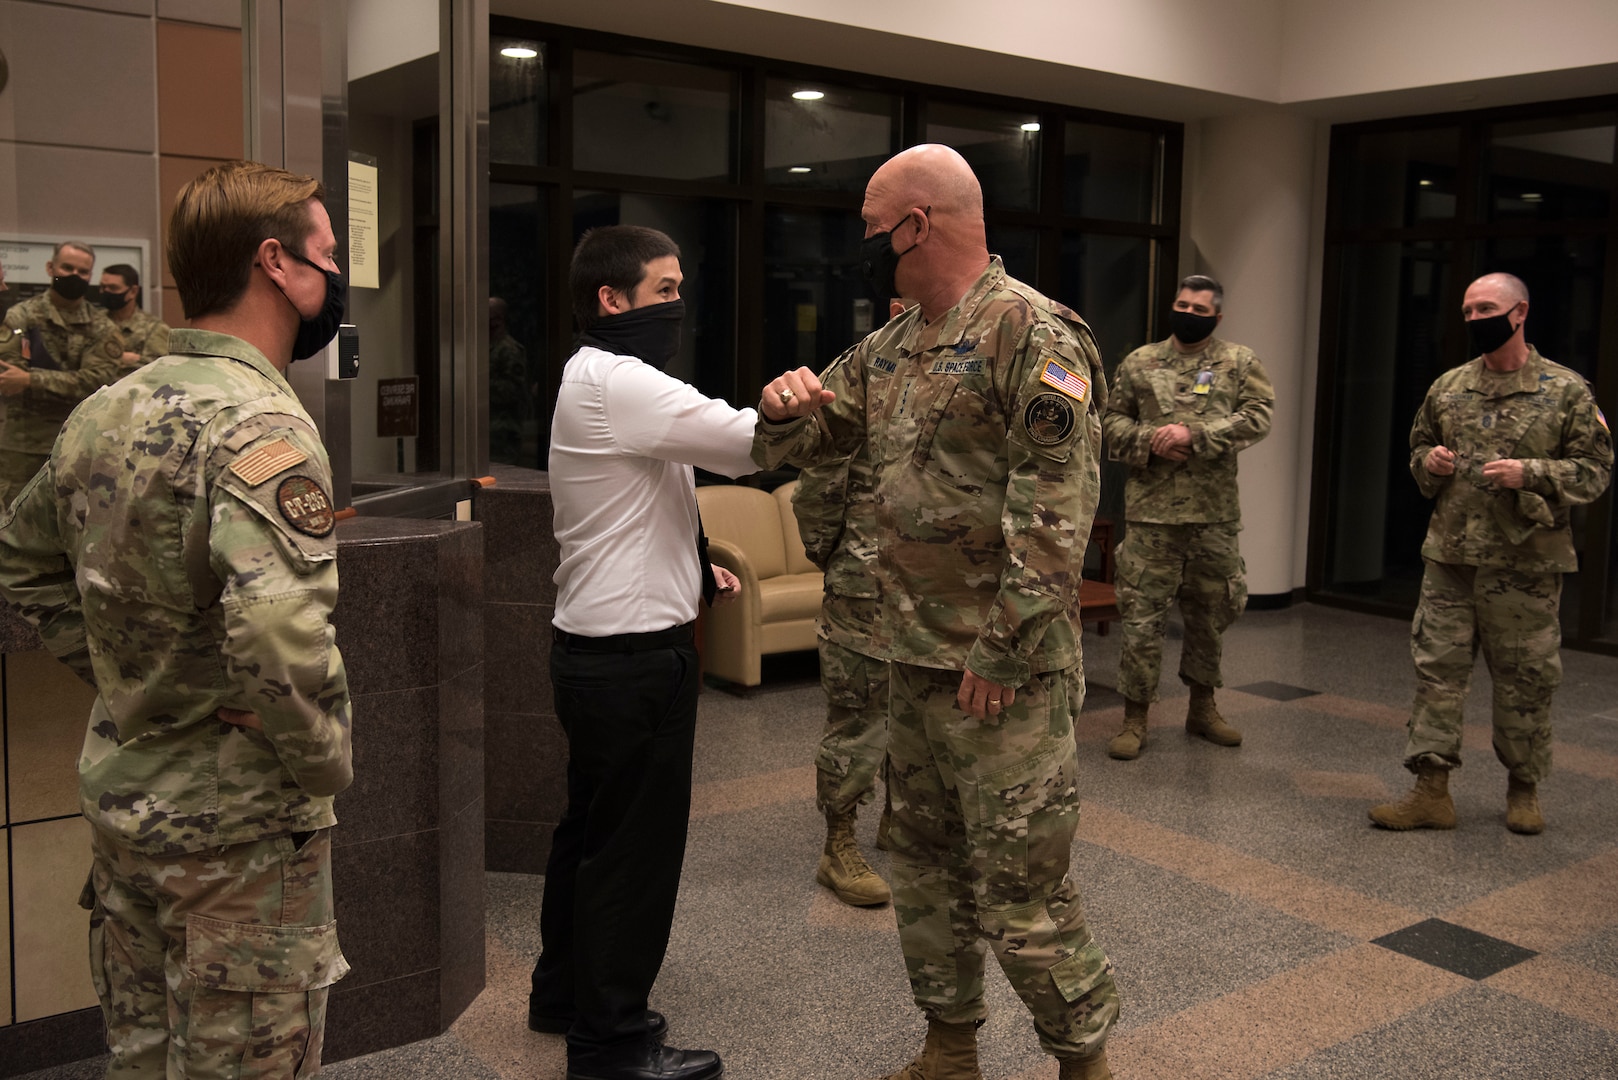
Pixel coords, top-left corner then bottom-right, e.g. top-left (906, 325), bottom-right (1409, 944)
top-left (565, 1042), bottom-right (723, 1080)
top-left (528, 1005), bottom-right (668, 1042)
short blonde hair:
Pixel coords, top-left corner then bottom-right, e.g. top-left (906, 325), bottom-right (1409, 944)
top-left (169, 160), bottom-right (325, 319)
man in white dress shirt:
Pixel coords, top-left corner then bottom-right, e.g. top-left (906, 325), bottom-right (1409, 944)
top-left (529, 225), bottom-right (827, 1080)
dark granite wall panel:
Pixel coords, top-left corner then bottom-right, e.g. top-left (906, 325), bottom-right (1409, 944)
top-left (476, 467), bottom-right (564, 875)
top-left (324, 969), bottom-right (442, 1064)
top-left (439, 796), bottom-right (487, 1028)
top-left (332, 829), bottom-right (442, 987)
top-left (440, 664), bottom-right (486, 818)
top-left (0, 1009), bottom-right (103, 1078)
top-left (336, 685), bottom-right (441, 844)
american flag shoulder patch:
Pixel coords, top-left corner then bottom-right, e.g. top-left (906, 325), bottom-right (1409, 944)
top-left (229, 438), bottom-right (308, 487)
top-left (1039, 358), bottom-right (1090, 402)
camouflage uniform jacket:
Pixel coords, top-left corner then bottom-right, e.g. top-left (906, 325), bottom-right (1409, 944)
top-left (112, 306), bottom-right (173, 370)
top-left (1410, 347), bottom-right (1613, 573)
top-left (1102, 336), bottom-right (1274, 524)
top-left (756, 258), bottom-right (1105, 687)
top-left (0, 292), bottom-right (123, 454)
top-left (791, 418), bottom-right (886, 656)
top-left (0, 328), bottom-right (353, 855)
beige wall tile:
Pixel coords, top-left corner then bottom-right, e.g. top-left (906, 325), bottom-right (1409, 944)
top-left (36, 0), bottom-right (152, 13)
top-left (0, 841), bottom-right (11, 1023)
top-left (6, 651), bottom-right (94, 824)
top-left (11, 817), bottom-right (96, 1022)
top-left (156, 21), bottom-right (244, 160)
top-left (0, 143), bottom-right (160, 276)
top-left (158, 0), bottom-right (239, 27)
top-left (0, 1), bottom-right (156, 152)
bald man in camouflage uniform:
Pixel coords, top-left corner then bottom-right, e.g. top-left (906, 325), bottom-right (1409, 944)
top-left (1370, 272), bottom-right (1612, 835)
top-left (793, 409), bottom-right (893, 908)
top-left (0, 241), bottom-right (123, 507)
top-left (1101, 275), bottom-right (1275, 759)
top-left (758, 144), bottom-right (1118, 1080)
top-left (0, 162), bottom-right (353, 1076)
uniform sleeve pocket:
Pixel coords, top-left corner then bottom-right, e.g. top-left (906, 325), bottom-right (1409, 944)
top-left (186, 915), bottom-right (350, 992)
top-left (1050, 941), bottom-right (1114, 1005)
top-left (975, 743), bottom-right (1079, 828)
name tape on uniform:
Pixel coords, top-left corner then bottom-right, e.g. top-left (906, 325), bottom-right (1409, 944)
top-left (1039, 358), bottom-right (1090, 402)
top-left (229, 438), bottom-right (308, 487)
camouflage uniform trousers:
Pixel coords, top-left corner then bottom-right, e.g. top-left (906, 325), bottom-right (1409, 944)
top-left (1116, 520), bottom-right (1247, 703)
top-left (84, 825), bottom-right (349, 1078)
top-left (0, 449), bottom-right (49, 512)
top-left (815, 637), bottom-right (890, 817)
top-left (886, 661), bottom-right (1118, 1059)
top-left (1405, 559), bottom-right (1562, 784)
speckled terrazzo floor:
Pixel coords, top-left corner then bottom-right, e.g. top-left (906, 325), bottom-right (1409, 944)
top-left (19, 603), bottom-right (1618, 1079)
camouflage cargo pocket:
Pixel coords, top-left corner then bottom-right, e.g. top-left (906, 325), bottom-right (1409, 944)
top-left (972, 741), bottom-right (1082, 903)
top-left (1049, 940), bottom-right (1115, 1006)
top-left (186, 914), bottom-right (348, 993)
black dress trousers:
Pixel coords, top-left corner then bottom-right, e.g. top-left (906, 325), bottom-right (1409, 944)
top-left (530, 628), bottom-right (701, 1050)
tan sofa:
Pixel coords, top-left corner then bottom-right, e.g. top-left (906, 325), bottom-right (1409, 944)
top-left (695, 481), bottom-right (822, 686)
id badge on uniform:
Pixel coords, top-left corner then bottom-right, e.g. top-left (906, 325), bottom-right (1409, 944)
top-left (1193, 370), bottom-right (1213, 395)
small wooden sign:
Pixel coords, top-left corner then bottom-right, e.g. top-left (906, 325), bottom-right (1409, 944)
top-left (377, 376), bottom-right (419, 438)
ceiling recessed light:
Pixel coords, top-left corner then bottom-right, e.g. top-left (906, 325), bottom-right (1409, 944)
top-left (1521, 192), bottom-right (1544, 202)
top-left (1418, 179), bottom-right (1434, 187)
top-left (1021, 122), bottom-right (1041, 132)
top-left (792, 89), bottom-right (825, 101)
top-left (500, 45), bottom-right (539, 59)
top-left (788, 166), bottom-right (812, 174)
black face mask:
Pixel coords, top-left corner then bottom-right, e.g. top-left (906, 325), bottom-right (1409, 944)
top-left (578, 299), bottom-right (685, 370)
top-left (860, 207), bottom-right (927, 302)
top-left (98, 289), bottom-right (130, 312)
top-left (1169, 309), bottom-right (1219, 346)
top-left (51, 274), bottom-right (89, 302)
top-left (279, 247), bottom-right (347, 361)
top-left (1466, 307), bottom-right (1520, 358)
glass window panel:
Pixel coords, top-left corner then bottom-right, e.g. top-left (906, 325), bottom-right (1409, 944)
top-left (1488, 113), bottom-right (1615, 222)
top-left (763, 206), bottom-right (868, 373)
top-left (491, 37), bottom-right (547, 166)
top-left (489, 184), bottom-right (546, 469)
top-left (1319, 241), bottom-right (1454, 607)
top-left (1479, 234), bottom-right (1606, 380)
top-left (1059, 233), bottom-right (1152, 525)
top-left (764, 79), bottom-right (899, 192)
top-left (986, 225), bottom-right (1038, 286)
top-left (1064, 122), bottom-right (1159, 222)
top-left (571, 191), bottom-right (737, 402)
top-left (1337, 127), bottom-right (1460, 229)
top-left (349, 46), bottom-right (443, 486)
top-left (572, 53), bottom-right (734, 182)
top-left (926, 102), bottom-right (1041, 211)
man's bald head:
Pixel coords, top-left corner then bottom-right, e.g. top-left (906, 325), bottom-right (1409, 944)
top-left (1471, 272), bottom-right (1530, 306)
top-left (865, 144), bottom-right (984, 224)
top-left (861, 144), bottom-right (990, 319)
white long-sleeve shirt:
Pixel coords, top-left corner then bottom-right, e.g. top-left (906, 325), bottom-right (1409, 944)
top-left (549, 346), bottom-right (759, 636)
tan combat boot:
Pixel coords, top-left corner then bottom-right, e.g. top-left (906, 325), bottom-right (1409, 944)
top-left (877, 1018), bottom-right (983, 1080)
top-left (1506, 776), bottom-right (1544, 834)
top-left (817, 810), bottom-right (891, 906)
top-left (1108, 699), bottom-right (1150, 760)
top-left (1058, 1051), bottom-right (1114, 1080)
top-left (1368, 763), bottom-right (1456, 830)
top-left (1186, 683), bottom-right (1242, 746)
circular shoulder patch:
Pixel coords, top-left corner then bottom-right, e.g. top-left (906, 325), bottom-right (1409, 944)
top-left (102, 337), bottom-right (122, 360)
top-left (0, 327), bottom-right (12, 345)
top-left (277, 475), bottom-right (336, 537)
top-left (1023, 392), bottom-right (1076, 446)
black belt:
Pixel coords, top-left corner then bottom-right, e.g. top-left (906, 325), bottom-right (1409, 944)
top-left (553, 622), bottom-right (696, 653)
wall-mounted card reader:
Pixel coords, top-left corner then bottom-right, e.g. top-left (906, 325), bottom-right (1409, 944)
top-left (326, 323), bottom-right (359, 380)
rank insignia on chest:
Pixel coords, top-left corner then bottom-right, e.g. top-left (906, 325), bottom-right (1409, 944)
top-left (1194, 370), bottom-right (1213, 395)
top-left (277, 475), bottom-right (336, 537)
top-left (1023, 392), bottom-right (1076, 446)
top-left (1039, 358), bottom-right (1090, 402)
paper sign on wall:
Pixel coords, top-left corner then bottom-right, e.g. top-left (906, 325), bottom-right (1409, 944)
top-left (348, 160), bottom-right (380, 290)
